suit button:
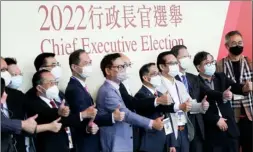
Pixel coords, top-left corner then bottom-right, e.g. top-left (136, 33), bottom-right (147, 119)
top-left (129, 125), bottom-right (132, 127)
top-left (130, 136), bottom-right (133, 139)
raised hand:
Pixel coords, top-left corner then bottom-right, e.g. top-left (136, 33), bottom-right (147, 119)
top-left (113, 105), bottom-right (125, 122)
top-left (223, 86), bottom-right (232, 101)
top-left (157, 91), bottom-right (173, 105)
top-left (201, 95), bottom-right (209, 111)
top-left (22, 114), bottom-right (38, 134)
top-left (49, 117), bottom-right (62, 133)
top-left (58, 100), bottom-right (70, 117)
top-left (243, 80), bottom-right (252, 92)
top-left (179, 99), bottom-right (192, 112)
top-left (81, 105), bottom-right (98, 119)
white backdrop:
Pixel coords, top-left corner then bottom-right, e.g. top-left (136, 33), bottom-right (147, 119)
top-left (1, 1), bottom-right (229, 97)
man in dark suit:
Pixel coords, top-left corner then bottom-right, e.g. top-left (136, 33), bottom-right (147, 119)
top-left (26, 52), bottom-right (63, 100)
top-left (65, 49), bottom-right (125, 152)
top-left (119, 53), bottom-right (173, 152)
top-left (193, 51), bottom-right (252, 152)
top-left (26, 69), bottom-right (98, 152)
top-left (171, 45), bottom-right (208, 152)
top-left (134, 63), bottom-right (176, 152)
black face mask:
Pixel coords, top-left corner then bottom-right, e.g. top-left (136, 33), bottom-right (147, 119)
top-left (229, 46), bottom-right (243, 56)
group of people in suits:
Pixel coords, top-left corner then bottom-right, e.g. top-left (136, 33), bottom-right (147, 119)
top-left (1, 30), bottom-right (252, 152)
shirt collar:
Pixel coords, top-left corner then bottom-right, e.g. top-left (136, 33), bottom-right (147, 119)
top-left (199, 74), bottom-right (215, 83)
top-left (178, 72), bottom-right (185, 77)
top-left (73, 76), bottom-right (86, 88)
top-left (161, 75), bottom-right (176, 85)
top-left (106, 79), bottom-right (120, 90)
top-left (143, 84), bottom-right (156, 95)
top-left (39, 96), bottom-right (52, 105)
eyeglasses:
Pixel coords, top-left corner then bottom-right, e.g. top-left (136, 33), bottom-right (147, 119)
top-left (1, 68), bottom-right (8, 72)
top-left (124, 62), bottom-right (133, 68)
top-left (42, 62), bottom-right (61, 68)
top-left (40, 79), bottom-right (58, 86)
top-left (204, 60), bottom-right (216, 66)
top-left (111, 64), bottom-right (126, 71)
top-left (11, 73), bottom-right (23, 76)
top-left (165, 62), bottom-right (178, 66)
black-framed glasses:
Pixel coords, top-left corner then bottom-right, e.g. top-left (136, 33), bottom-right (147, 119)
top-left (111, 64), bottom-right (126, 71)
top-left (204, 60), bottom-right (216, 66)
top-left (39, 79), bottom-right (58, 86)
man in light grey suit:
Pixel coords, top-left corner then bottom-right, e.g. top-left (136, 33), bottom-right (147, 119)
top-left (96, 53), bottom-right (165, 152)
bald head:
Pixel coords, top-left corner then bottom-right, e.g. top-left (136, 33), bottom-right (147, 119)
top-left (119, 53), bottom-right (131, 65)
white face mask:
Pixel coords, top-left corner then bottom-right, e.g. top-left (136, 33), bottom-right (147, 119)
top-left (179, 57), bottom-right (192, 70)
top-left (1, 71), bottom-right (12, 86)
top-left (150, 75), bottom-right (162, 88)
top-left (79, 65), bottom-right (92, 78)
top-left (51, 66), bottom-right (62, 80)
top-left (43, 85), bottom-right (59, 100)
top-left (116, 71), bottom-right (128, 82)
top-left (168, 64), bottom-right (180, 77)
top-left (125, 67), bottom-right (132, 79)
top-left (8, 75), bottom-right (23, 89)
top-left (204, 64), bottom-right (216, 76)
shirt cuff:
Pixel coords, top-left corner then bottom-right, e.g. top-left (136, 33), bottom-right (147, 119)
top-left (112, 114), bottom-right (115, 123)
top-left (174, 103), bottom-right (180, 112)
top-left (149, 120), bottom-right (153, 129)
top-left (154, 98), bottom-right (158, 107)
top-left (80, 113), bottom-right (83, 121)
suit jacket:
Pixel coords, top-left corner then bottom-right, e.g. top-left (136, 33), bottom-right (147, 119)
top-left (134, 85), bottom-right (176, 152)
top-left (1, 113), bottom-right (22, 152)
top-left (25, 92), bottom-right (83, 152)
top-left (65, 77), bottom-right (113, 152)
top-left (175, 73), bottom-right (205, 140)
top-left (198, 72), bottom-right (242, 146)
top-left (96, 80), bottom-right (151, 152)
top-left (5, 87), bottom-right (28, 152)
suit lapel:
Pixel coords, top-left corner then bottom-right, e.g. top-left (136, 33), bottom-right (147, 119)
top-left (70, 78), bottom-right (93, 104)
top-left (105, 81), bottom-right (122, 101)
top-left (141, 85), bottom-right (155, 97)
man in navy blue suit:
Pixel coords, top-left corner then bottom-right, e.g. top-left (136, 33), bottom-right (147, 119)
top-left (65, 49), bottom-right (125, 152)
top-left (135, 63), bottom-right (177, 152)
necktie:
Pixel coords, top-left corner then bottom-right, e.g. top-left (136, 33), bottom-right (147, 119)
top-left (181, 75), bottom-right (189, 92)
top-left (50, 100), bottom-right (57, 108)
top-left (154, 91), bottom-right (158, 97)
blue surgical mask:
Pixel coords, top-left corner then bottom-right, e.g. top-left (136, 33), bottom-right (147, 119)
top-left (204, 64), bottom-right (216, 76)
top-left (8, 75), bottom-right (23, 89)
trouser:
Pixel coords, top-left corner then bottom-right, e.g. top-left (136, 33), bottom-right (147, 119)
top-left (190, 122), bottom-right (203, 152)
top-left (190, 133), bottom-right (203, 152)
top-left (238, 117), bottom-right (253, 152)
top-left (205, 138), bottom-right (238, 152)
top-left (176, 127), bottom-right (189, 152)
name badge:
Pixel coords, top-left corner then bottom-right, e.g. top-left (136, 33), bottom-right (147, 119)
top-left (163, 118), bottom-right (173, 135)
top-left (177, 111), bottom-right (187, 124)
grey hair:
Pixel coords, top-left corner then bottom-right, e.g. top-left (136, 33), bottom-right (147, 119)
top-left (225, 30), bottom-right (242, 46)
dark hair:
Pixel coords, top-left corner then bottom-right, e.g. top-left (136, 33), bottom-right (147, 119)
top-left (171, 45), bottom-right (187, 58)
top-left (1, 78), bottom-right (5, 96)
top-left (5, 57), bottom-right (17, 65)
top-left (32, 69), bottom-right (51, 88)
top-left (34, 53), bottom-right (55, 71)
top-left (139, 63), bottom-right (156, 82)
top-left (157, 51), bottom-right (174, 72)
top-left (100, 53), bottom-right (121, 77)
top-left (225, 30), bottom-right (242, 46)
top-left (69, 49), bottom-right (86, 71)
top-left (193, 51), bottom-right (211, 71)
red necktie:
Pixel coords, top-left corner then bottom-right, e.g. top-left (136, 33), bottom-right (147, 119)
top-left (154, 91), bottom-right (158, 97)
top-left (50, 100), bottom-right (57, 108)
